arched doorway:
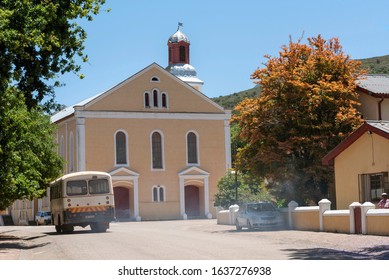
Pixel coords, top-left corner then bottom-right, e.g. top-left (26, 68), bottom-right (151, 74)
top-left (185, 185), bottom-right (200, 218)
top-left (114, 187), bottom-right (130, 219)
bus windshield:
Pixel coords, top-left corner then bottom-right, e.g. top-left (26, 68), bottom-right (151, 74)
top-left (66, 180), bottom-right (87, 196)
top-left (89, 179), bottom-right (110, 194)
top-left (66, 179), bottom-right (110, 196)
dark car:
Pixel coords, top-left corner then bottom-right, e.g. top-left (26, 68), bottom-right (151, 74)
top-left (235, 202), bottom-right (283, 230)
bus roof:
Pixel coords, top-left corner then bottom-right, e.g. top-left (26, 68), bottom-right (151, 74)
top-left (51, 171), bottom-right (111, 185)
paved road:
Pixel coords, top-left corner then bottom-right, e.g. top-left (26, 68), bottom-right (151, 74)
top-left (1, 219), bottom-right (389, 260)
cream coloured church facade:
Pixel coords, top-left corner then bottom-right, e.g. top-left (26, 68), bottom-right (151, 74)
top-left (49, 26), bottom-right (231, 221)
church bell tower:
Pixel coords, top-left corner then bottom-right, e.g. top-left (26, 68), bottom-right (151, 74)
top-left (166, 23), bottom-right (204, 92)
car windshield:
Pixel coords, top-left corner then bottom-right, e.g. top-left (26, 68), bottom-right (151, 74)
top-left (247, 203), bottom-right (275, 212)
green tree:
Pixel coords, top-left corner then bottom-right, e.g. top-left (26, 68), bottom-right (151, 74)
top-left (214, 172), bottom-right (277, 209)
top-left (0, 0), bottom-right (106, 111)
top-left (0, 88), bottom-right (63, 210)
top-left (0, 0), bottom-right (106, 209)
top-left (233, 35), bottom-right (365, 205)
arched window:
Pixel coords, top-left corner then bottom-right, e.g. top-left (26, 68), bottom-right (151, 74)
top-left (187, 131), bottom-right (198, 165)
top-left (152, 185), bottom-right (165, 202)
top-left (151, 131), bottom-right (163, 169)
top-left (144, 92), bottom-right (150, 108)
top-left (151, 76), bottom-right (160, 82)
top-left (179, 46), bottom-right (186, 62)
top-left (153, 89), bottom-right (159, 107)
top-left (115, 131), bottom-right (128, 165)
top-left (162, 93), bottom-right (167, 108)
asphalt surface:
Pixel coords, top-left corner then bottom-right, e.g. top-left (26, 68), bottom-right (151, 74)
top-left (1, 219), bottom-right (389, 260)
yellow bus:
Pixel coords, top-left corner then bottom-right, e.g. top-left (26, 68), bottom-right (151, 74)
top-left (50, 171), bottom-right (115, 233)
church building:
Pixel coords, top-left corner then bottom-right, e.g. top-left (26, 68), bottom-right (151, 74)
top-left (50, 24), bottom-right (232, 221)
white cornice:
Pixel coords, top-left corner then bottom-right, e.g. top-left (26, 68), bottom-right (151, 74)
top-left (74, 110), bottom-right (230, 121)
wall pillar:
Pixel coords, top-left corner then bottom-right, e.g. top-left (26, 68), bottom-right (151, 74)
top-left (133, 177), bottom-right (141, 221)
top-left (179, 177), bottom-right (187, 220)
top-left (361, 202), bottom-right (375, 235)
top-left (229, 205), bottom-right (239, 225)
top-left (204, 176), bottom-right (212, 219)
top-left (318, 199), bottom-right (331, 231)
top-left (349, 202), bottom-right (362, 234)
top-left (76, 117), bottom-right (86, 171)
top-left (288, 201), bottom-right (298, 229)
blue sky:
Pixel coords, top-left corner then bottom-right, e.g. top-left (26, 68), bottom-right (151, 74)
top-left (54, 0), bottom-right (389, 106)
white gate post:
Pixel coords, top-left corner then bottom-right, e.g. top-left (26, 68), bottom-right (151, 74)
top-left (318, 199), bottom-right (331, 231)
top-left (288, 201), bottom-right (298, 229)
top-left (361, 202), bottom-right (375, 235)
top-left (349, 202), bottom-right (361, 234)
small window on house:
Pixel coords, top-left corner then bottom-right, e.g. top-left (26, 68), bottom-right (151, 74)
top-left (115, 131), bottom-right (128, 165)
top-left (152, 185), bottom-right (165, 202)
top-left (151, 76), bottom-right (160, 82)
top-left (162, 93), bottom-right (167, 108)
top-left (144, 92), bottom-right (150, 108)
top-left (359, 172), bottom-right (389, 202)
top-left (151, 131), bottom-right (163, 169)
top-left (187, 132), bottom-right (198, 165)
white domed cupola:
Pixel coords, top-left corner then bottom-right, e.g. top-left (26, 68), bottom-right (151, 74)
top-left (168, 25), bottom-right (190, 44)
top-left (166, 23), bottom-right (204, 92)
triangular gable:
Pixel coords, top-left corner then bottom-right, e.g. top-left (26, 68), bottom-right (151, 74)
top-left (51, 63), bottom-right (225, 123)
top-left (178, 166), bottom-right (210, 177)
top-left (85, 63), bottom-right (225, 112)
top-left (109, 167), bottom-right (139, 177)
top-left (322, 121), bottom-right (389, 166)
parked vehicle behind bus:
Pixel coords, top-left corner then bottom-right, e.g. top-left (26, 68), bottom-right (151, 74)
top-left (50, 171), bottom-right (115, 233)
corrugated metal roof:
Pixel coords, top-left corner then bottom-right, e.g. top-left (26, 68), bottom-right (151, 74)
top-left (357, 74), bottom-right (389, 95)
top-left (50, 93), bottom-right (103, 123)
top-left (367, 120), bottom-right (389, 134)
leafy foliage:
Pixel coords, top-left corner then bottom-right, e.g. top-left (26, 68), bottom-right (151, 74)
top-left (0, 1), bottom-right (106, 209)
top-left (0, 0), bottom-right (106, 111)
top-left (0, 88), bottom-right (63, 210)
top-left (214, 172), bottom-right (278, 209)
top-left (232, 35), bottom-right (365, 205)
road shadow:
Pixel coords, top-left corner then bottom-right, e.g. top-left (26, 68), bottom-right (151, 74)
top-left (44, 229), bottom-right (112, 236)
top-left (283, 245), bottom-right (389, 260)
top-left (0, 234), bottom-right (50, 250)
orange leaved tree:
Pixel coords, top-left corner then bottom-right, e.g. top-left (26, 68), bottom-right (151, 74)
top-left (233, 35), bottom-right (365, 205)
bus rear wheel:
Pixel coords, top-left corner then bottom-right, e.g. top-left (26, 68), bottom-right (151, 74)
top-left (62, 225), bottom-right (74, 234)
top-left (90, 222), bottom-right (108, 233)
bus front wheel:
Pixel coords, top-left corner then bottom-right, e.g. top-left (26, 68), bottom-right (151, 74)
top-left (55, 216), bottom-right (62, 233)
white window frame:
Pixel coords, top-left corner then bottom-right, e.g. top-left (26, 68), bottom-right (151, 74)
top-left (150, 76), bottom-right (160, 83)
top-left (152, 185), bottom-right (166, 202)
top-left (150, 130), bottom-right (165, 171)
top-left (186, 130), bottom-right (200, 166)
top-left (114, 129), bottom-right (129, 166)
top-left (161, 92), bottom-right (168, 109)
top-left (144, 91), bottom-right (151, 108)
